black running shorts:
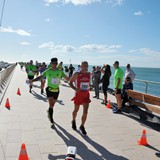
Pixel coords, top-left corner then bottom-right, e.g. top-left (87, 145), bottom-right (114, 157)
top-left (28, 75), bottom-right (34, 80)
top-left (46, 87), bottom-right (59, 99)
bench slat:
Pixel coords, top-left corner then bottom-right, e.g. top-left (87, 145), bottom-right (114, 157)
top-left (129, 99), bottom-right (160, 114)
top-left (127, 90), bottom-right (160, 106)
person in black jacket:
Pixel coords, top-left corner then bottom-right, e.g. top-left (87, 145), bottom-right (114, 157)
top-left (122, 77), bottom-right (133, 108)
top-left (100, 64), bottom-right (111, 105)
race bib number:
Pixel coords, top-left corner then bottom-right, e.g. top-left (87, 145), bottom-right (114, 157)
top-left (29, 71), bottom-right (33, 74)
top-left (80, 82), bottom-right (89, 90)
top-left (51, 78), bottom-right (59, 84)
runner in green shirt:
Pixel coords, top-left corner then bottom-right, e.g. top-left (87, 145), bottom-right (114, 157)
top-left (30, 58), bottom-right (69, 127)
top-left (26, 60), bottom-right (36, 93)
top-left (113, 61), bottom-right (123, 113)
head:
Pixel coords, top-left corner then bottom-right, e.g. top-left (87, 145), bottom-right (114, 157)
top-left (81, 61), bottom-right (88, 72)
top-left (126, 64), bottom-right (130, 69)
top-left (105, 64), bottom-right (111, 75)
top-left (59, 62), bottom-right (63, 65)
top-left (92, 66), bottom-right (96, 71)
top-left (113, 61), bottom-right (119, 69)
top-left (96, 66), bottom-right (101, 71)
top-left (30, 60), bottom-right (33, 65)
top-left (51, 58), bottom-right (58, 69)
top-left (125, 77), bottom-right (131, 84)
top-left (42, 62), bottom-right (46, 68)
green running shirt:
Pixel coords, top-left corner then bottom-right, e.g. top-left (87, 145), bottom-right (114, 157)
top-left (114, 67), bottom-right (123, 89)
top-left (27, 65), bottom-right (36, 76)
top-left (42, 68), bottom-right (65, 89)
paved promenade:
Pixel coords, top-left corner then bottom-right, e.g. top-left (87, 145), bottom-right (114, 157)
top-left (0, 66), bottom-right (160, 160)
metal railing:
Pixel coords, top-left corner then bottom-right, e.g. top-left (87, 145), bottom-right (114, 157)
top-left (108, 76), bottom-right (160, 97)
top-left (0, 64), bottom-right (16, 102)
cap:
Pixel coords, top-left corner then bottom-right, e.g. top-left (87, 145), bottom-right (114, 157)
top-left (51, 58), bottom-right (58, 63)
top-left (113, 61), bottom-right (119, 65)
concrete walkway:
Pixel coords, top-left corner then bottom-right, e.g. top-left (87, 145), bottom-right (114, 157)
top-left (0, 66), bottom-right (160, 160)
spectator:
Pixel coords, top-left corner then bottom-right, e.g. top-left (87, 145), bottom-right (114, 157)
top-left (100, 64), bottom-right (111, 105)
top-left (125, 64), bottom-right (136, 82)
top-left (113, 61), bottom-right (124, 113)
top-left (122, 77), bottom-right (133, 108)
top-left (69, 64), bottom-right (75, 78)
top-left (91, 66), bottom-right (96, 88)
top-left (93, 66), bottom-right (101, 99)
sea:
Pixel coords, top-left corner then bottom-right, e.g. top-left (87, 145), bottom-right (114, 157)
top-left (65, 64), bottom-right (160, 97)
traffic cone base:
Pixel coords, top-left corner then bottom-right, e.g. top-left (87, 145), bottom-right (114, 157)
top-left (106, 100), bottom-right (111, 109)
top-left (138, 129), bottom-right (148, 146)
top-left (5, 98), bottom-right (10, 108)
top-left (17, 88), bottom-right (21, 95)
top-left (18, 143), bottom-right (29, 160)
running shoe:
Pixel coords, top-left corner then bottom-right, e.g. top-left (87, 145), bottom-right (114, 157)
top-left (113, 108), bottom-right (121, 114)
top-left (72, 120), bottom-right (77, 130)
top-left (93, 96), bottom-right (97, 98)
top-left (79, 125), bottom-right (87, 135)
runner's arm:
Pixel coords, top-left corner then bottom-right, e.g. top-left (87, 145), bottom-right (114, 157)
top-left (30, 75), bottom-right (43, 83)
top-left (69, 72), bottom-right (79, 91)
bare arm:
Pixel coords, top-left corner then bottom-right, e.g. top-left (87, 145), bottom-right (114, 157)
top-left (69, 72), bottom-right (79, 91)
top-left (30, 75), bottom-right (43, 83)
top-left (116, 78), bottom-right (121, 89)
top-left (64, 75), bottom-right (70, 81)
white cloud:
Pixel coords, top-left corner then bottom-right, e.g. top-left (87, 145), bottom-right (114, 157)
top-left (134, 11), bottom-right (143, 16)
top-left (129, 48), bottom-right (160, 56)
top-left (38, 42), bottom-right (122, 54)
top-left (106, 0), bottom-right (124, 6)
top-left (20, 42), bottom-right (30, 45)
top-left (45, 18), bottom-right (51, 22)
top-left (0, 26), bottom-right (31, 36)
top-left (79, 44), bottom-right (122, 53)
top-left (38, 42), bottom-right (54, 49)
top-left (44, 0), bottom-right (124, 6)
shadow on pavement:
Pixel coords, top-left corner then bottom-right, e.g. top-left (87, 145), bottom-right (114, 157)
top-left (145, 144), bottom-right (160, 152)
top-left (56, 100), bottom-right (65, 105)
top-left (31, 90), bottom-right (47, 102)
top-left (110, 102), bottom-right (160, 132)
top-left (50, 123), bottom-right (129, 160)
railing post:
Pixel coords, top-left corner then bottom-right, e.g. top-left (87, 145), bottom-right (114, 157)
top-left (145, 82), bottom-right (148, 93)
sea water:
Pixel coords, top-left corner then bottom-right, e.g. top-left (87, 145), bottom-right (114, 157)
top-left (65, 64), bottom-right (160, 96)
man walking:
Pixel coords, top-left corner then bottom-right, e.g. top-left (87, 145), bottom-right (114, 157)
top-left (69, 61), bottom-right (91, 135)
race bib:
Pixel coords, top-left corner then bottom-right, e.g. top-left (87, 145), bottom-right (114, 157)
top-left (29, 71), bottom-right (33, 74)
top-left (80, 82), bottom-right (89, 90)
top-left (51, 78), bottom-right (59, 84)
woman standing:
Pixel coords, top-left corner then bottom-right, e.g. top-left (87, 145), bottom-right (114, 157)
top-left (101, 64), bottom-right (111, 105)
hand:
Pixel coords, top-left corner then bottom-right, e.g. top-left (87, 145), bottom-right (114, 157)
top-left (75, 88), bottom-right (80, 92)
top-left (115, 88), bottom-right (118, 94)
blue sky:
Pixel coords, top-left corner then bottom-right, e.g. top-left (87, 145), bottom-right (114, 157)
top-left (0, 0), bottom-right (160, 68)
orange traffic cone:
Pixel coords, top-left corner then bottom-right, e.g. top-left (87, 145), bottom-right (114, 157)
top-left (18, 143), bottom-right (29, 160)
top-left (17, 88), bottom-right (21, 95)
top-left (138, 129), bottom-right (148, 146)
top-left (106, 100), bottom-right (111, 109)
top-left (5, 98), bottom-right (10, 108)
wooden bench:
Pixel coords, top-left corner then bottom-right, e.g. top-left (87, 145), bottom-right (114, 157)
top-left (126, 90), bottom-right (160, 114)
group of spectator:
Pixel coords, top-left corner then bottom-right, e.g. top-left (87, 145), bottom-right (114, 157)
top-left (91, 61), bottom-right (136, 113)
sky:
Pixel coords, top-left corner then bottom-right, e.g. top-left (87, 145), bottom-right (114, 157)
top-left (0, 0), bottom-right (160, 68)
